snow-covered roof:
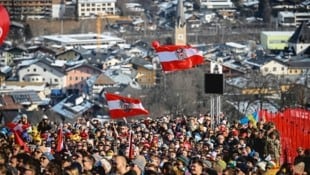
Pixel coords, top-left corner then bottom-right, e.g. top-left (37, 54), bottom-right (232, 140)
top-left (0, 66), bottom-right (12, 74)
top-left (52, 95), bottom-right (94, 119)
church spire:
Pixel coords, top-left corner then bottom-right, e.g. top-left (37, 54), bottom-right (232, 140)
top-left (174, 0), bottom-right (187, 45)
top-left (176, 0), bottom-right (186, 28)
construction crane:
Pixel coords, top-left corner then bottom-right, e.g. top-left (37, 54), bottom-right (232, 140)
top-left (96, 13), bottom-right (111, 51)
top-left (96, 13), bottom-right (103, 51)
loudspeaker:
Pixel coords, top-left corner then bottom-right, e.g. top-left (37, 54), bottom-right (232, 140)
top-left (204, 74), bottom-right (224, 94)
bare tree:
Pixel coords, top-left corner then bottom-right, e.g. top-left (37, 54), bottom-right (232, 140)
top-left (258, 0), bottom-right (272, 26)
top-left (144, 67), bottom-right (206, 117)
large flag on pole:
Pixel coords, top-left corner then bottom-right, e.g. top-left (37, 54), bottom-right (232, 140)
top-left (0, 5), bottom-right (10, 45)
top-left (13, 130), bottom-right (30, 152)
top-left (56, 127), bottom-right (64, 152)
top-left (105, 93), bottom-right (149, 119)
top-left (152, 41), bottom-right (204, 72)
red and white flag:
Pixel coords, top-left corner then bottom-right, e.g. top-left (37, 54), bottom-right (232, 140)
top-left (152, 41), bottom-right (204, 72)
top-left (0, 5), bottom-right (10, 45)
top-left (56, 127), bottom-right (64, 152)
top-left (13, 130), bottom-right (30, 152)
top-left (105, 93), bottom-right (149, 119)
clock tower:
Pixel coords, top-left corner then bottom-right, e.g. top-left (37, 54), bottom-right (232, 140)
top-left (174, 0), bottom-right (186, 45)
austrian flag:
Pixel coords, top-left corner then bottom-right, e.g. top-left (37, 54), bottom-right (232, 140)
top-left (152, 41), bottom-right (204, 72)
top-left (105, 93), bottom-right (149, 119)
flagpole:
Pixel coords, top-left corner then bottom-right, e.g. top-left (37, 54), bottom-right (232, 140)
top-left (123, 117), bottom-right (134, 159)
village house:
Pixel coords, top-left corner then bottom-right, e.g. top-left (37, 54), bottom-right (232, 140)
top-left (17, 56), bottom-right (66, 90)
top-left (287, 22), bottom-right (310, 56)
top-left (65, 63), bottom-right (102, 94)
top-left (130, 57), bottom-right (157, 88)
top-left (260, 59), bottom-right (288, 76)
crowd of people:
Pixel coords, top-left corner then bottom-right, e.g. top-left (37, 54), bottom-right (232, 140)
top-left (0, 113), bottom-right (309, 175)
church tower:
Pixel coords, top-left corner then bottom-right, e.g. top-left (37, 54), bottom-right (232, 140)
top-left (174, 0), bottom-right (186, 45)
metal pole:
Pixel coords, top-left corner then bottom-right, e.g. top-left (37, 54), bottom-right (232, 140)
top-left (210, 95), bottom-right (215, 130)
top-left (216, 95), bottom-right (221, 125)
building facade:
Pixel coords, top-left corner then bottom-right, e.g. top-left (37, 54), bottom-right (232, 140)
top-left (77, 0), bottom-right (116, 19)
top-left (260, 60), bottom-right (288, 76)
top-left (200, 0), bottom-right (235, 9)
top-left (174, 0), bottom-right (187, 45)
top-left (18, 58), bottom-right (66, 89)
top-left (65, 64), bottom-right (102, 94)
top-left (0, 0), bottom-right (55, 19)
top-left (260, 31), bottom-right (294, 51)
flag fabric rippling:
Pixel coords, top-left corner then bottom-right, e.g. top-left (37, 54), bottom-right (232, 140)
top-left (152, 41), bottom-right (204, 72)
top-left (239, 111), bottom-right (259, 125)
top-left (105, 93), bottom-right (149, 119)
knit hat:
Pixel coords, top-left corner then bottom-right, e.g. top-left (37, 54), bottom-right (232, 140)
top-left (21, 114), bottom-right (27, 119)
top-left (177, 155), bottom-right (190, 167)
top-left (132, 155), bottom-right (147, 171)
top-left (105, 150), bottom-right (114, 160)
top-left (100, 158), bottom-right (112, 174)
top-left (42, 152), bottom-right (54, 161)
top-left (203, 160), bottom-right (213, 168)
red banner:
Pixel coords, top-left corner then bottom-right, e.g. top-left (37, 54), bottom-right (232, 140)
top-left (261, 108), bottom-right (310, 164)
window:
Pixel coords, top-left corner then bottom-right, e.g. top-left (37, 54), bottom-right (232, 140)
top-left (43, 68), bottom-right (46, 72)
top-left (69, 77), bottom-right (72, 80)
top-left (281, 67), bottom-right (285, 71)
top-left (75, 77), bottom-right (78, 80)
top-left (33, 68), bottom-right (36, 72)
top-left (273, 67), bottom-right (277, 71)
top-left (54, 79), bottom-right (58, 82)
top-left (27, 69), bottom-right (30, 72)
top-left (264, 67), bottom-right (268, 72)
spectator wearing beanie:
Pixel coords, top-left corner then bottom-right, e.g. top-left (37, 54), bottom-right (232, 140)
top-left (175, 155), bottom-right (190, 175)
top-left (131, 155), bottom-right (146, 175)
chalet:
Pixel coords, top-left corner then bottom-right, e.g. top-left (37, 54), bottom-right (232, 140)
top-left (65, 63), bottom-right (102, 94)
top-left (288, 22), bottom-right (310, 56)
top-left (130, 58), bottom-right (156, 88)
